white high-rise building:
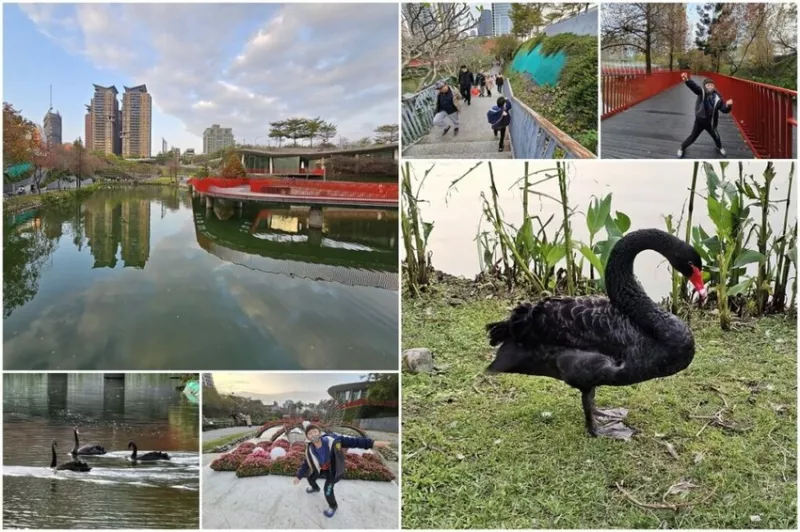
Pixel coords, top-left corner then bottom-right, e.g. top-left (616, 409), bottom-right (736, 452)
top-left (491, 3), bottom-right (513, 36)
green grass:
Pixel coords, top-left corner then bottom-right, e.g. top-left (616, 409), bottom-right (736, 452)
top-left (402, 279), bottom-right (797, 529)
top-left (202, 429), bottom-right (257, 453)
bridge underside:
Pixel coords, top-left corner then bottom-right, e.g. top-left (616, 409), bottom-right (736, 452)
top-left (602, 76), bottom-right (754, 159)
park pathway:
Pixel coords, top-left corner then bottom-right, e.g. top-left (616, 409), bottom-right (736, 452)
top-left (602, 75), bottom-right (754, 159)
top-left (404, 65), bottom-right (513, 159)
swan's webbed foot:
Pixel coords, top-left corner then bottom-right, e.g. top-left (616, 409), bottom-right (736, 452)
top-left (593, 407), bottom-right (628, 422)
top-left (581, 389), bottom-right (635, 441)
top-left (593, 419), bottom-right (636, 440)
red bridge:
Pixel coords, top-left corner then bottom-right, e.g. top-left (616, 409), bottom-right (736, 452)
top-left (601, 68), bottom-right (796, 159)
top-left (189, 177), bottom-right (398, 209)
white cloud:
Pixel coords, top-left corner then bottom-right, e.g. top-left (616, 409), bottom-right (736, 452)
top-left (21, 3), bottom-right (399, 144)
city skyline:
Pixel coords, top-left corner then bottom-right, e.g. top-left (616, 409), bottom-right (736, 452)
top-left (4, 3), bottom-right (399, 152)
top-left (212, 372), bottom-right (369, 404)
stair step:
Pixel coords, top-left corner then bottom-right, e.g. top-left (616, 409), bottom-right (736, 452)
top-left (404, 139), bottom-right (512, 159)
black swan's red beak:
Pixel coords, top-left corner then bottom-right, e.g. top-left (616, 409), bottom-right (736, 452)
top-left (689, 266), bottom-right (707, 301)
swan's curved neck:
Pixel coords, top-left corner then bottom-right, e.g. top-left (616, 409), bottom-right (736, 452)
top-left (50, 443), bottom-right (57, 468)
top-left (72, 431), bottom-right (79, 453)
top-left (605, 230), bottom-right (677, 337)
top-left (130, 443), bottom-right (137, 459)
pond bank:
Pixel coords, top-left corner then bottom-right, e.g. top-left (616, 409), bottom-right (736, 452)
top-left (401, 275), bottom-right (796, 529)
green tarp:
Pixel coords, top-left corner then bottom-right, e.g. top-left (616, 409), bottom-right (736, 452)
top-left (4, 162), bottom-right (32, 178)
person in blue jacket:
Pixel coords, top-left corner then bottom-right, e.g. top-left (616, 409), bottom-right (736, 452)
top-left (677, 72), bottom-right (734, 158)
top-left (293, 424), bottom-right (390, 518)
top-left (487, 96), bottom-right (512, 152)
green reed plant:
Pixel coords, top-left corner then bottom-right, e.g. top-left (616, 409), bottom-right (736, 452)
top-left (401, 161), bottom-right (434, 296)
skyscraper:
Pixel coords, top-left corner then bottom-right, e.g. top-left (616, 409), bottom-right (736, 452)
top-left (492, 3), bottom-right (513, 36)
top-left (203, 125), bottom-right (235, 154)
top-left (84, 105), bottom-right (93, 149)
top-left (122, 85), bottom-right (152, 158)
top-left (89, 84), bottom-right (121, 155)
top-left (43, 110), bottom-right (62, 146)
top-left (479, 9), bottom-right (493, 36)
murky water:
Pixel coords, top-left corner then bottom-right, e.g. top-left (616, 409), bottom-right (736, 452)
top-left (410, 160), bottom-right (795, 299)
top-left (3, 187), bottom-right (398, 370)
top-left (3, 373), bottom-right (199, 529)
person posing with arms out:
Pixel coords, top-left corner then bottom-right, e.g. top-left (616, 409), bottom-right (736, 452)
top-left (432, 81), bottom-right (462, 137)
top-left (293, 424), bottom-right (391, 518)
top-left (458, 64), bottom-right (475, 106)
top-left (487, 96), bottom-right (512, 152)
top-left (677, 72), bottom-right (733, 158)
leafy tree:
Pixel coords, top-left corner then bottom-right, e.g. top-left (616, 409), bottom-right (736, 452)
top-left (269, 119), bottom-right (288, 147)
top-left (367, 373), bottom-right (398, 402)
top-left (510, 4), bottom-right (544, 39)
top-left (319, 122), bottom-right (338, 146)
top-left (305, 117), bottom-right (325, 147)
top-left (492, 34), bottom-right (520, 64)
top-left (3, 102), bottom-right (37, 170)
top-left (356, 137), bottom-right (373, 147)
top-left (219, 152), bottom-right (247, 178)
top-left (695, 3), bottom-right (736, 72)
top-left (284, 117), bottom-right (309, 147)
top-left (373, 124), bottom-right (399, 144)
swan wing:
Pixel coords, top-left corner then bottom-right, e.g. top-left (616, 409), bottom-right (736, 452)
top-left (525, 296), bottom-right (639, 357)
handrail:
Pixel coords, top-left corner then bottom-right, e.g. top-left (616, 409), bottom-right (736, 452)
top-left (601, 69), bottom-right (683, 119)
top-left (699, 72), bottom-right (797, 159)
top-left (401, 78), bottom-right (448, 150)
top-left (504, 77), bottom-right (596, 159)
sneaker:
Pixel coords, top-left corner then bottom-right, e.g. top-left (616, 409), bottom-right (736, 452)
top-left (323, 508), bottom-right (337, 518)
top-left (498, 146), bottom-right (504, 152)
top-left (306, 487), bottom-right (320, 494)
top-left (453, 128), bottom-right (459, 137)
top-left (442, 126), bottom-right (451, 136)
top-left (676, 149), bottom-right (684, 159)
top-left (718, 148), bottom-right (727, 157)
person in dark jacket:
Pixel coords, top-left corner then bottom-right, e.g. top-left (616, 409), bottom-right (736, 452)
top-left (475, 72), bottom-right (487, 97)
top-left (294, 424), bottom-right (390, 518)
top-left (487, 96), bottom-right (511, 152)
top-left (458, 65), bottom-right (474, 105)
top-left (677, 72), bottom-right (734, 158)
top-left (432, 81), bottom-right (461, 136)
top-left (495, 73), bottom-right (505, 94)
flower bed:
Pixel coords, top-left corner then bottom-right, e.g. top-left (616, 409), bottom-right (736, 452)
top-left (233, 442), bottom-right (256, 454)
top-left (256, 441), bottom-right (272, 451)
top-left (343, 454), bottom-right (395, 482)
top-left (210, 452), bottom-right (247, 471)
top-left (272, 439), bottom-right (291, 451)
top-left (236, 454), bottom-right (273, 478)
top-left (268, 451), bottom-right (306, 476)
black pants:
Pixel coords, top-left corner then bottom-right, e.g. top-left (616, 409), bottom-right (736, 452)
top-left (497, 83), bottom-right (504, 94)
top-left (495, 127), bottom-right (506, 150)
top-left (308, 471), bottom-right (337, 509)
top-left (681, 118), bottom-right (722, 150)
top-left (460, 85), bottom-right (471, 105)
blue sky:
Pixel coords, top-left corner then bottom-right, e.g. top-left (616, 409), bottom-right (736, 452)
top-left (212, 372), bottom-right (369, 403)
top-left (4, 3), bottom-right (399, 154)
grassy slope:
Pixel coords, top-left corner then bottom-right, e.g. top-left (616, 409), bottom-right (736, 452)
top-left (202, 430), bottom-right (257, 453)
top-left (402, 280), bottom-right (796, 529)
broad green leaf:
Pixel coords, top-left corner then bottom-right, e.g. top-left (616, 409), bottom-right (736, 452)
top-left (727, 279), bottom-right (752, 296)
top-left (704, 162), bottom-right (720, 198)
top-left (732, 249), bottom-right (767, 269)
top-left (579, 245), bottom-right (604, 275)
top-left (615, 211), bottom-right (631, 233)
top-left (601, 235), bottom-right (621, 267)
top-left (545, 245), bottom-right (567, 266)
top-left (586, 194), bottom-right (611, 238)
top-left (422, 221), bottom-right (434, 246)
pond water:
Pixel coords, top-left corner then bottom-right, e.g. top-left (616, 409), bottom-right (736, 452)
top-left (410, 160), bottom-right (795, 299)
top-left (3, 187), bottom-right (398, 370)
top-left (3, 373), bottom-right (199, 529)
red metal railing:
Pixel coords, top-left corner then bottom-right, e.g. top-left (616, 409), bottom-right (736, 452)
top-left (601, 69), bottom-right (683, 119)
top-left (700, 72), bottom-right (797, 159)
top-left (189, 178), bottom-right (249, 193)
top-left (249, 178), bottom-right (398, 201)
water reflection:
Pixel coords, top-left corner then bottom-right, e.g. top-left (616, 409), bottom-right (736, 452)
top-left (3, 373), bottom-right (199, 529)
top-left (193, 197), bottom-right (398, 290)
top-left (4, 187), bottom-right (398, 370)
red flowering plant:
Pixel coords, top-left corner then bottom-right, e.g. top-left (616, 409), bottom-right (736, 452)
top-left (343, 454), bottom-right (395, 482)
top-left (360, 451), bottom-right (382, 463)
top-left (290, 441), bottom-right (306, 452)
top-left (233, 442), bottom-right (256, 455)
top-left (210, 452), bottom-right (247, 472)
top-left (255, 441), bottom-right (272, 451)
top-left (236, 454), bottom-right (273, 478)
top-left (268, 450), bottom-right (306, 476)
top-left (272, 439), bottom-right (291, 451)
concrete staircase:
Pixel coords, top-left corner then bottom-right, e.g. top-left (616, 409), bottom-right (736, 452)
top-left (404, 89), bottom-right (513, 159)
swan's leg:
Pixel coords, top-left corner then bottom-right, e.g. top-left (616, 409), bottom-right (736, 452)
top-left (581, 389), bottom-right (597, 437)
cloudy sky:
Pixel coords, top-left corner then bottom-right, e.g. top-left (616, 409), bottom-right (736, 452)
top-left (212, 372), bottom-right (369, 404)
top-left (4, 3), bottom-right (399, 153)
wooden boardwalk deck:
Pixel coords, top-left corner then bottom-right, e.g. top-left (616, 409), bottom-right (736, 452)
top-left (601, 76), bottom-right (754, 159)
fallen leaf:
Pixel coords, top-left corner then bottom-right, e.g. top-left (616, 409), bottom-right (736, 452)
top-left (493, 439), bottom-right (502, 445)
top-left (456, 453), bottom-right (465, 461)
top-left (663, 442), bottom-right (679, 460)
top-left (750, 515), bottom-right (762, 523)
top-left (664, 480), bottom-right (699, 497)
top-left (693, 452), bottom-right (705, 464)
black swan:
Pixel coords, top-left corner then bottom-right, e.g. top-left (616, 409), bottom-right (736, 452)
top-left (485, 228), bottom-right (706, 440)
top-left (128, 441), bottom-right (171, 461)
top-left (50, 440), bottom-right (91, 472)
top-left (71, 428), bottom-right (106, 455)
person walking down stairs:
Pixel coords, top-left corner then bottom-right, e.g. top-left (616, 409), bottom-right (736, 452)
top-left (487, 96), bottom-right (511, 153)
top-left (458, 65), bottom-right (474, 106)
top-left (433, 81), bottom-right (462, 137)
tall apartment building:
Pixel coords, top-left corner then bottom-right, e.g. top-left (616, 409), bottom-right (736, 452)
top-left (43, 110), bottom-right (62, 146)
top-left (89, 84), bottom-right (121, 155)
top-left (122, 85), bottom-right (152, 158)
top-left (84, 105), bottom-right (93, 149)
top-left (478, 9), bottom-right (493, 36)
top-left (492, 3), bottom-right (513, 36)
top-left (202, 124), bottom-right (235, 154)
